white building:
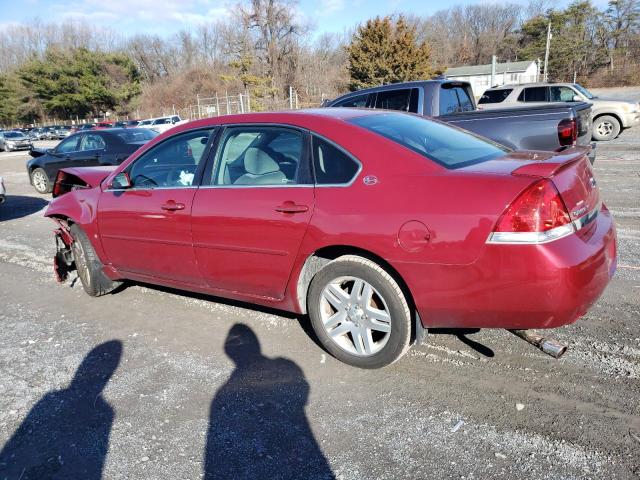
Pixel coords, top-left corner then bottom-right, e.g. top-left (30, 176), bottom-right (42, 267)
top-left (444, 60), bottom-right (540, 98)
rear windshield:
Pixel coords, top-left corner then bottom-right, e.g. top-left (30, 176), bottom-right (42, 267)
top-left (478, 89), bottom-right (513, 104)
top-left (113, 128), bottom-right (158, 143)
top-left (349, 113), bottom-right (508, 169)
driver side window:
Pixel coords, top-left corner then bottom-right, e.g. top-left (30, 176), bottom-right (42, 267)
top-left (128, 129), bottom-right (214, 189)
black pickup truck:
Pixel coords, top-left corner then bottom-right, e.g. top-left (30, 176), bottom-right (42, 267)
top-left (325, 80), bottom-right (595, 161)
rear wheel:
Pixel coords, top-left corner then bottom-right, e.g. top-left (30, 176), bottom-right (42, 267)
top-left (70, 224), bottom-right (119, 297)
top-left (592, 115), bottom-right (621, 141)
top-left (308, 255), bottom-right (412, 369)
top-left (31, 168), bottom-right (51, 194)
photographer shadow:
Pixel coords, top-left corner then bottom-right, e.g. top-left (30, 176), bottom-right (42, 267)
top-left (0, 341), bottom-right (122, 479)
top-left (204, 324), bottom-right (334, 480)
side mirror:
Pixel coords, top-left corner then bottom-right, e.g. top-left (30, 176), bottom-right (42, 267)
top-left (110, 172), bottom-right (132, 189)
top-left (572, 95), bottom-right (582, 102)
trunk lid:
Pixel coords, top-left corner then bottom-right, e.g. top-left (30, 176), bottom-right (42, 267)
top-left (461, 146), bottom-right (599, 223)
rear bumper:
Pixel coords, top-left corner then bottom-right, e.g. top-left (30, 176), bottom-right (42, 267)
top-left (403, 207), bottom-right (617, 329)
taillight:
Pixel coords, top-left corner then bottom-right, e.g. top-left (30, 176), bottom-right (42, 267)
top-left (52, 171), bottom-right (68, 197)
top-left (488, 179), bottom-right (575, 244)
top-left (558, 118), bottom-right (577, 146)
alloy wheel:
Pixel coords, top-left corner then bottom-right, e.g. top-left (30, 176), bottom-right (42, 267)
top-left (32, 171), bottom-right (48, 193)
top-left (596, 121), bottom-right (613, 137)
top-left (319, 276), bottom-right (392, 356)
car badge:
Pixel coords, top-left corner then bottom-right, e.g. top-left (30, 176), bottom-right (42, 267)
top-left (363, 175), bottom-right (378, 186)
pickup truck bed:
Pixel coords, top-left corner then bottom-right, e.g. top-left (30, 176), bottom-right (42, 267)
top-left (325, 80), bottom-right (595, 161)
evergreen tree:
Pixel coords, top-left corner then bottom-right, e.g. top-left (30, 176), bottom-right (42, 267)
top-left (347, 16), bottom-right (435, 90)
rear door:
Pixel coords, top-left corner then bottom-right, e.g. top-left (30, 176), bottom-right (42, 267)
top-left (191, 125), bottom-right (314, 299)
top-left (77, 133), bottom-right (107, 167)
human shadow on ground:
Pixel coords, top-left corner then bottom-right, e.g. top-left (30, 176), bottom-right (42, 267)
top-left (0, 340), bottom-right (122, 479)
top-left (204, 324), bottom-right (335, 480)
top-left (0, 195), bottom-right (48, 222)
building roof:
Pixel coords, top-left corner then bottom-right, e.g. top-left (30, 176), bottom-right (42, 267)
top-left (444, 60), bottom-right (536, 77)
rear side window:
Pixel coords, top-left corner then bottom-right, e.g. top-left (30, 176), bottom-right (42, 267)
top-left (333, 94), bottom-right (369, 108)
top-left (550, 86), bottom-right (576, 102)
top-left (349, 113), bottom-right (508, 169)
top-left (312, 136), bottom-right (360, 185)
top-left (518, 87), bottom-right (548, 102)
top-left (439, 85), bottom-right (474, 115)
top-left (479, 89), bottom-right (513, 104)
top-left (374, 89), bottom-right (419, 113)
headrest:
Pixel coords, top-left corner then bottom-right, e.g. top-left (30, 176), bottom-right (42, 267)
top-left (244, 148), bottom-right (279, 175)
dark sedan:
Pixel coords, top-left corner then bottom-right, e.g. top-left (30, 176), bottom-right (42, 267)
top-left (27, 128), bottom-right (158, 194)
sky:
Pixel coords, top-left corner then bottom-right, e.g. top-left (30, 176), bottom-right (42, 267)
top-left (0, 0), bottom-right (607, 38)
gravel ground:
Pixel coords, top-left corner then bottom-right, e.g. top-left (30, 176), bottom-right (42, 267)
top-left (0, 128), bottom-right (638, 480)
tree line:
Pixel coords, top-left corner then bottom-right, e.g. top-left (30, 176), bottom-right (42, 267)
top-left (0, 0), bottom-right (638, 126)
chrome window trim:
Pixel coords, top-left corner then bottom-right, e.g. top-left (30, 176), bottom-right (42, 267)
top-left (104, 186), bottom-right (199, 192)
top-left (486, 203), bottom-right (600, 245)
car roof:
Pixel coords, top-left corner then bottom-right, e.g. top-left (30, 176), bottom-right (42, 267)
top-left (486, 82), bottom-right (574, 90)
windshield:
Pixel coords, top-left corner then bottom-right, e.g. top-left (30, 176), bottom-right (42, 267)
top-left (349, 112), bottom-right (508, 169)
top-left (5, 132), bottom-right (26, 139)
top-left (572, 84), bottom-right (594, 99)
top-left (113, 128), bottom-right (158, 143)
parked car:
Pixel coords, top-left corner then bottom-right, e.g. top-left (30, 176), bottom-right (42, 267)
top-left (0, 176), bottom-right (5, 205)
top-left (478, 83), bottom-right (640, 141)
top-left (0, 130), bottom-right (33, 151)
top-left (54, 126), bottom-right (73, 139)
top-left (114, 120), bottom-right (140, 128)
top-left (44, 110), bottom-right (616, 368)
top-left (27, 128), bottom-right (158, 194)
top-left (75, 124), bottom-right (96, 132)
top-left (94, 122), bottom-right (114, 130)
top-left (141, 115), bottom-right (184, 134)
top-left (325, 80), bottom-right (595, 162)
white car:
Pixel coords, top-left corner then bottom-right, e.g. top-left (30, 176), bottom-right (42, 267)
top-left (0, 176), bottom-right (6, 205)
top-left (139, 115), bottom-right (185, 134)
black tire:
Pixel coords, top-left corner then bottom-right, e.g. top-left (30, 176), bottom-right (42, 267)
top-left (307, 255), bottom-right (412, 369)
top-left (592, 115), bottom-right (621, 141)
top-left (69, 224), bottom-right (118, 297)
top-left (31, 168), bottom-right (52, 194)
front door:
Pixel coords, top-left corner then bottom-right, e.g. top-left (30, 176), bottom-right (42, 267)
top-left (44, 135), bottom-right (84, 180)
top-left (192, 125), bottom-right (314, 299)
top-left (98, 128), bottom-right (215, 285)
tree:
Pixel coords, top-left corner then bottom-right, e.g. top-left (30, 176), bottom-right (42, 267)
top-left (517, 1), bottom-right (608, 82)
top-left (347, 16), bottom-right (435, 90)
top-left (17, 48), bottom-right (142, 119)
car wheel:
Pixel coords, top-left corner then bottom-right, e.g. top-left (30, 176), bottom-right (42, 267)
top-left (69, 224), bottom-right (119, 297)
top-left (592, 115), bottom-right (621, 141)
top-left (31, 168), bottom-right (52, 194)
top-left (307, 255), bottom-right (412, 369)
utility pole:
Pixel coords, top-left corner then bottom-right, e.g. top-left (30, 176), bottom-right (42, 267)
top-left (490, 55), bottom-right (496, 87)
top-left (543, 22), bottom-right (552, 82)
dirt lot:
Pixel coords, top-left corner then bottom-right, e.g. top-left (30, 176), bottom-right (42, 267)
top-left (0, 126), bottom-right (639, 479)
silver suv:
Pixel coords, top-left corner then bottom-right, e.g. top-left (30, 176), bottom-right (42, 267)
top-left (479, 83), bottom-right (640, 141)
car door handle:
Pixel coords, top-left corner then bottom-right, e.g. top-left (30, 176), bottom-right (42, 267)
top-left (161, 201), bottom-right (185, 211)
top-left (275, 202), bottom-right (309, 214)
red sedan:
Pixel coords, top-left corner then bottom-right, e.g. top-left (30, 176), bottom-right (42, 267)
top-left (45, 109), bottom-right (617, 368)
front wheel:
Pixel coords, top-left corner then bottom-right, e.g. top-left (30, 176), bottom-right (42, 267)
top-left (70, 224), bottom-right (119, 297)
top-left (31, 168), bottom-right (52, 194)
top-left (592, 115), bottom-right (621, 141)
top-left (307, 255), bottom-right (412, 369)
